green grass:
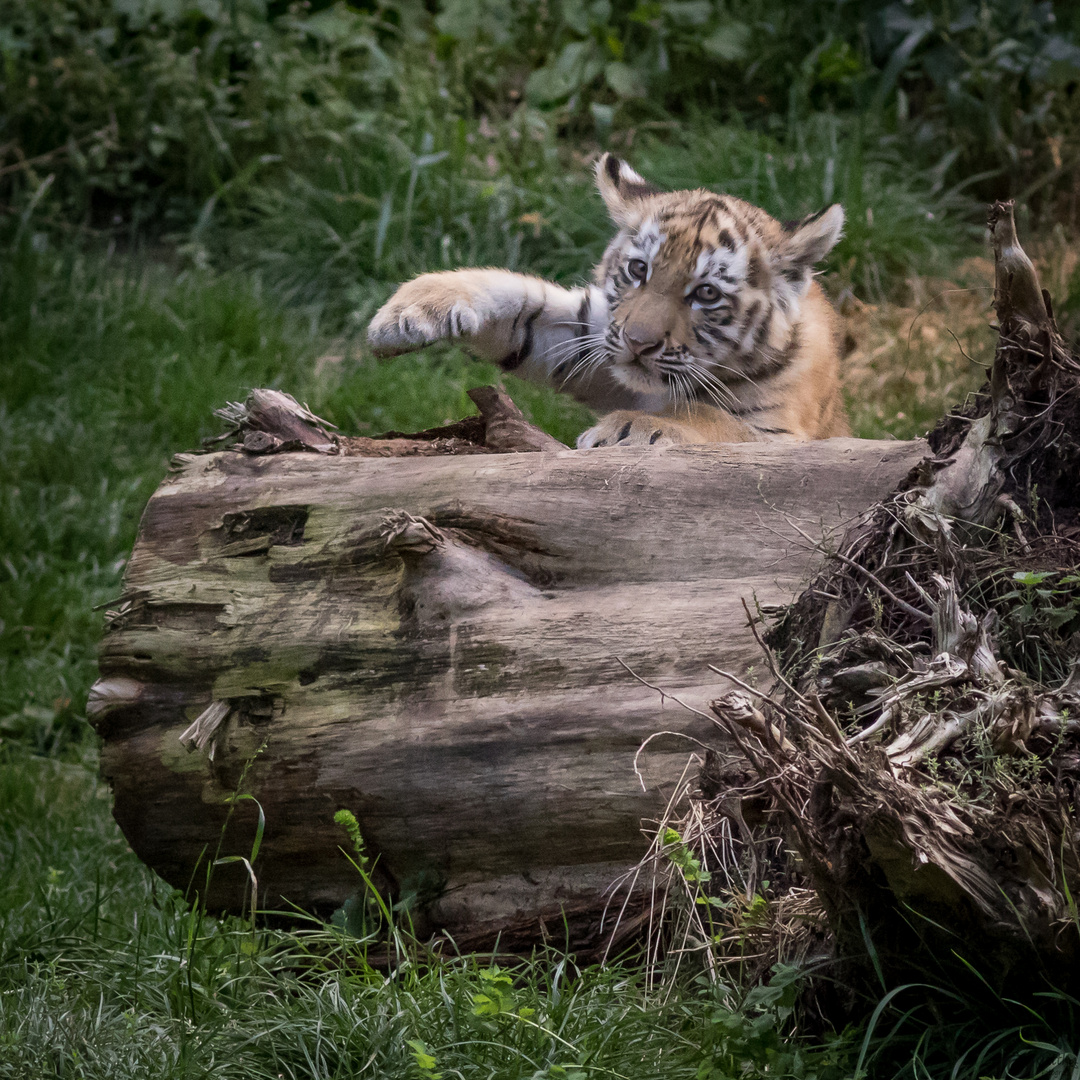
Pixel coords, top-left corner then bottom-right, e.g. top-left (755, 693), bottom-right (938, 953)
top-left (3, 0), bottom-right (1080, 1071)
top-left (1, 753), bottom-right (1077, 1080)
top-left (0, 752), bottom-right (858, 1079)
top-left (229, 111), bottom-right (978, 332)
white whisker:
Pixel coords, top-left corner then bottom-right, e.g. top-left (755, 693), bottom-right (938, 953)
top-left (535, 333), bottom-right (608, 363)
top-left (683, 360), bottom-right (739, 411)
top-left (671, 371), bottom-right (692, 415)
top-left (704, 360), bottom-right (758, 389)
top-left (560, 346), bottom-right (611, 386)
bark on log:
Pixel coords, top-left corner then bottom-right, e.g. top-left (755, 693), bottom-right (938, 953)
top-left (89, 388), bottom-right (923, 953)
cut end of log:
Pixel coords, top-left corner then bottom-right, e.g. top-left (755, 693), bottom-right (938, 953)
top-left (86, 676), bottom-right (145, 720)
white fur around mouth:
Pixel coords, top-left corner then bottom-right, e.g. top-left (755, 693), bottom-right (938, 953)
top-left (611, 356), bottom-right (667, 395)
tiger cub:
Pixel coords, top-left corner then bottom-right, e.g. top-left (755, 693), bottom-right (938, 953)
top-left (367, 153), bottom-right (849, 447)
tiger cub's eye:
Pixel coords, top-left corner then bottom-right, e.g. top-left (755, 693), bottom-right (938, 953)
top-left (691, 283), bottom-right (721, 304)
top-left (627, 258), bottom-right (648, 281)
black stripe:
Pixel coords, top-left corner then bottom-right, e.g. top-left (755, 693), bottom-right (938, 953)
top-left (753, 304), bottom-right (774, 351)
top-left (685, 203), bottom-right (716, 248)
top-left (743, 354), bottom-right (789, 381)
top-left (719, 323), bottom-right (802, 388)
top-left (623, 180), bottom-right (661, 199)
top-left (567, 292), bottom-right (592, 378)
top-left (710, 201), bottom-right (748, 244)
top-left (746, 251), bottom-right (765, 289)
top-left (752, 426), bottom-right (793, 435)
top-left (575, 291), bottom-right (592, 332)
top-left (500, 308), bottom-right (541, 371)
top-left (741, 324), bottom-right (801, 381)
top-left (740, 300), bottom-right (762, 335)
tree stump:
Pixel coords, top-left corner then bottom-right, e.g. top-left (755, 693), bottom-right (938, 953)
top-left (88, 387), bottom-right (923, 952)
top-left (707, 202), bottom-right (1080, 996)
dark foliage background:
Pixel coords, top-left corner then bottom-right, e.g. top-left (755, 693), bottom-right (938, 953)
top-left (4, 0), bottom-right (1080, 234)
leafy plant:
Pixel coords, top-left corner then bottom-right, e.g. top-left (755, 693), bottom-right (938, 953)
top-left (663, 826), bottom-right (711, 885)
top-left (0, 0), bottom-right (411, 228)
top-left (970, 567), bottom-right (1080, 682)
top-left (5, 0), bottom-right (1080, 241)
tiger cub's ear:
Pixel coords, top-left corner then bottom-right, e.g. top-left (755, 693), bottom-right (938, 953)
top-left (595, 153), bottom-right (662, 226)
top-left (773, 204), bottom-right (845, 293)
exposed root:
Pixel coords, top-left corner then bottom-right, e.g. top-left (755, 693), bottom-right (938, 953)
top-left (672, 203), bottom-right (1080, 999)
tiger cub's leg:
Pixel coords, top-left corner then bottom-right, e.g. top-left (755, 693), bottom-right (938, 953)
top-left (367, 269), bottom-right (639, 412)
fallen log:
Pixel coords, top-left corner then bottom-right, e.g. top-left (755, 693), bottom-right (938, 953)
top-left (88, 384), bottom-right (923, 952)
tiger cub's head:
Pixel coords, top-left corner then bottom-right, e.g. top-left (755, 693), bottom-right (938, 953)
top-left (592, 153), bottom-right (844, 405)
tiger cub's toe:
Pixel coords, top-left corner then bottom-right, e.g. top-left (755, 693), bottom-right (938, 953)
top-left (367, 278), bottom-right (483, 356)
top-left (577, 413), bottom-right (680, 449)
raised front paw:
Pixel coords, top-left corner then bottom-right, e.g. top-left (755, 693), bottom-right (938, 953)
top-left (576, 412), bottom-right (689, 448)
top-left (367, 274), bottom-right (483, 357)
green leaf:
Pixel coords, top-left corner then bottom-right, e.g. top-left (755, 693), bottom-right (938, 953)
top-left (591, 102), bottom-right (616, 129)
top-left (472, 992), bottom-right (500, 1016)
top-left (435, 0), bottom-right (516, 44)
top-left (1013, 570), bottom-right (1054, 586)
top-left (816, 40), bottom-right (864, 85)
top-left (526, 41), bottom-right (602, 104)
top-left (605, 61), bottom-right (645, 99)
top-left (406, 1039), bottom-right (441, 1077)
top-left (663, 1), bottom-right (713, 26)
top-left (701, 22), bottom-right (750, 62)
top-left (628, 2), bottom-right (663, 25)
top-left (1015, 603), bottom-right (1036, 624)
top-left (1046, 607), bottom-right (1079, 630)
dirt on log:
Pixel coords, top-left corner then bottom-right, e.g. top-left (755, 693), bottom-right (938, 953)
top-left (88, 384), bottom-right (924, 954)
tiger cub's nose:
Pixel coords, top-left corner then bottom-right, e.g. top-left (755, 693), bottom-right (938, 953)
top-left (623, 328), bottom-right (666, 358)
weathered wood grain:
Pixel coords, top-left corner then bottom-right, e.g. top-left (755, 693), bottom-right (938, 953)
top-left (90, 436), bottom-right (926, 949)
